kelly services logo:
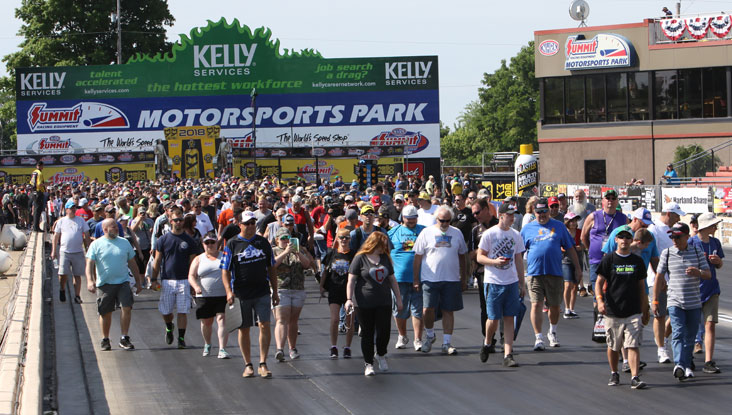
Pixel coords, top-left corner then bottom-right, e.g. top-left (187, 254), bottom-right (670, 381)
top-left (27, 102), bottom-right (130, 132)
top-left (564, 34), bottom-right (633, 70)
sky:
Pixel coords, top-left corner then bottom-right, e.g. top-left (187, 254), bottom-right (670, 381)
top-left (0, 0), bottom-right (725, 128)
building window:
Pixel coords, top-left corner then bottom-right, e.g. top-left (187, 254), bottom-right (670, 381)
top-left (565, 76), bottom-right (585, 123)
top-left (544, 78), bottom-right (563, 124)
top-left (585, 160), bottom-right (606, 184)
top-left (607, 73), bottom-right (627, 121)
top-left (586, 74), bottom-right (606, 122)
top-left (703, 67), bottom-right (727, 118)
top-left (654, 70), bottom-right (678, 119)
top-left (679, 69), bottom-right (702, 119)
top-left (629, 72), bottom-right (650, 120)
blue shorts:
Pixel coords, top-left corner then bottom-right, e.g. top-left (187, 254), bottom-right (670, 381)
top-left (589, 262), bottom-right (600, 285)
top-left (422, 281), bottom-right (463, 312)
top-left (239, 294), bottom-right (271, 328)
top-left (484, 282), bottom-right (520, 320)
top-left (393, 282), bottom-right (423, 320)
top-left (562, 263), bottom-right (578, 284)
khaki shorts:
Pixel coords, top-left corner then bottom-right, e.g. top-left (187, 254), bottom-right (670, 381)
top-left (526, 275), bottom-right (563, 307)
top-left (605, 314), bottom-right (643, 352)
top-left (702, 294), bottom-right (719, 324)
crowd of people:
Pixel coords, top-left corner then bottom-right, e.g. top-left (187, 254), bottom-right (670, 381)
top-left (20, 160), bottom-right (724, 386)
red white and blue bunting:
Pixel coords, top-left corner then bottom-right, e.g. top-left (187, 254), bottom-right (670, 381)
top-left (661, 18), bottom-right (685, 40)
top-left (685, 16), bottom-right (711, 39)
top-left (710, 15), bottom-right (732, 38)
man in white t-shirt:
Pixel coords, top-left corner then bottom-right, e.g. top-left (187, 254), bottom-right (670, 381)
top-left (476, 202), bottom-right (526, 367)
top-left (417, 192), bottom-right (437, 227)
top-left (52, 199), bottom-right (91, 303)
top-left (413, 206), bottom-right (468, 355)
top-left (192, 199), bottom-right (215, 236)
top-left (646, 201), bottom-right (684, 364)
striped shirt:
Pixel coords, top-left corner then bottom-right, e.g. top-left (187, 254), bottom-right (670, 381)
top-left (656, 244), bottom-right (709, 310)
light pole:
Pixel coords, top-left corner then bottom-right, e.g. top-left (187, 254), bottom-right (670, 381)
top-left (250, 88), bottom-right (258, 178)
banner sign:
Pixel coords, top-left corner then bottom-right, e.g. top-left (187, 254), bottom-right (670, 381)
top-left (564, 34), bottom-right (634, 71)
top-left (232, 144), bottom-right (404, 159)
top-left (662, 187), bottom-right (710, 213)
top-left (0, 163), bottom-right (153, 186)
top-left (0, 150), bottom-right (154, 166)
top-left (163, 126), bottom-right (217, 179)
top-left (482, 179), bottom-right (516, 201)
top-left (713, 187), bottom-right (732, 213)
top-left (15, 19), bottom-right (440, 170)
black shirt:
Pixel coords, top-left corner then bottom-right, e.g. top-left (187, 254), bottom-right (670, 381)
top-left (451, 207), bottom-right (476, 245)
top-left (470, 217), bottom-right (500, 276)
top-left (323, 250), bottom-right (354, 289)
top-left (221, 223), bottom-right (240, 242)
top-left (349, 253), bottom-right (394, 308)
top-left (596, 252), bottom-right (646, 318)
top-left (222, 235), bottom-right (274, 300)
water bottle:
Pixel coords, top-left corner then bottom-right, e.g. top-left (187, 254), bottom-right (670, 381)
top-left (53, 258), bottom-right (59, 270)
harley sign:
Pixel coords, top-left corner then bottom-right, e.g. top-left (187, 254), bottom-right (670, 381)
top-left (564, 34), bottom-right (634, 70)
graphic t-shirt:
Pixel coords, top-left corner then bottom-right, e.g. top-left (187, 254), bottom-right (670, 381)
top-left (596, 252), bottom-right (646, 318)
top-left (349, 253), bottom-right (394, 308)
top-left (478, 226), bottom-right (526, 285)
top-left (272, 246), bottom-right (305, 290)
top-left (451, 207), bottom-right (476, 245)
top-left (413, 225), bottom-right (468, 282)
top-left (521, 218), bottom-right (575, 277)
top-left (155, 232), bottom-right (199, 280)
top-left (388, 224), bottom-right (425, 283)
top-left (220, 234), bottom-right (274, 300)
top-left (324, 250), bottom-right (354, 289)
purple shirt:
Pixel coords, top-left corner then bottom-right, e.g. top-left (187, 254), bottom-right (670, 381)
top-left (588, 209), bottom-right (627, 264)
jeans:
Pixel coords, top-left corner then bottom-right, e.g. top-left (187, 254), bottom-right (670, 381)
top-left (355, 306), bottom-right (391, 364)
top-left (668, 306), bottom-right (701, 369)
top-left (33, 191), bottom-right (45, 231)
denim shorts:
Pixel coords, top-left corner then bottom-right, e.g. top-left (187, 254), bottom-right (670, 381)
top-left (393, 282), bottom-right (423, 319)
top-left (422, 281), bottom-right (463, 312)
top-left (562, 263), bottom-right (578, 284)
top-left (484, 281), bottom-right (521, 320)
top-left (239, 294), bottom-right (271, 327)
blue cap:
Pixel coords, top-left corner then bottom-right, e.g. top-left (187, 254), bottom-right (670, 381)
top-left (65, 199), bottom-right (75, 209)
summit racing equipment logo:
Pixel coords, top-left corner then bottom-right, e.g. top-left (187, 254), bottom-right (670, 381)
top-left (27, 102), bottom-right (130, 132)
top-left (24, 135), bottom-right (83, 154)
top-left (228, 133), bottom-right (253, 148)
top-left (369, 128), bottom-right (429, 155)
top-left (564, 34), bottom-right (633, 71)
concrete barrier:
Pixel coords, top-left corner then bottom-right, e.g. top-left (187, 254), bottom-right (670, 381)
top-left (0, 232), bottom-right (43, 415)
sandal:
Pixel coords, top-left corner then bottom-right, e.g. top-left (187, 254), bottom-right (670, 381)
top-left (242, 363), bottom-right (255, 378)
top-left (258, 362), bottom-right (272, 378)
top-left (578, 287), bottom-right (587, 297)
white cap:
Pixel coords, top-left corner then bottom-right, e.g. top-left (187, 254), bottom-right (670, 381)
top-left (241, 211), bottom-right (257, 223)
top-left (631, 207), bottom-right (654, 226)
top-left (295, 186), bottom-right (304, 194)
top-left (79, 198), bottom-right (88, 206)
top-left (402, 205), bottom-right (419, 219)
top-left (292, 195), bottom-right (302, 204)
top-left (662, 202), bottom-right (686, 217)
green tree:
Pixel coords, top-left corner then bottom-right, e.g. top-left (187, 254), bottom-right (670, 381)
top-left (442, 41), bottom-right (538, 165)
top-left (672, 144), bottom-right (721, 177)
top-left (0, 0), bottom-right (175, 150)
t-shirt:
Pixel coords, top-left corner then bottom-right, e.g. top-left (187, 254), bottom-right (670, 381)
top-left (75, 207), bottom-right (92, 221)
top-left (54, 216), bottom-right (89, 253)
top-left (86, 236), bottom-right (135, 286)
top-left (348, 253), bottom-right (394, 308)
top-left (656, 244), bottom-right (710, 310)
top-left (323, 250), bottom-right (354, 289)
top-left (388, 223), bottom-right (425, 283)
top-left (272, 246), bottom-right (305, 290)
top-left (478, 226), bottom-right (526, 285)
top-left (222, 223), bottom-right (240, 242)
top-left (155, 232), bottom-right (198, 280)
top-left (521, 218), bottom-right (575, 277)
top-left (195, 212), bottom-right (215, 237)
top-left (417, 205), bottom-right (437, 227)
top-left (349, 225), bottom-right (389, 252)
top-left (647, 222), bottom-right (673, 284)
top-left (689, 236), bottom-right (724, 303)
top-left (93, 220), bottom-right (125, 239)
top-left (602, 226), bottom-right (659, 268)
top-left (413, 225), bottom-right (468, 282)
top-left (596, 252), bottom-right (646, 318)
top-left (451, 207), bottom-right (476, 245)
top-left (220, 235), bottom-right (274, 300)
top-left (217, 209), bottom-right (235, 228)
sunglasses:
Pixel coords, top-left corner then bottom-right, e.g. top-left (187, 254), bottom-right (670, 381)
top-left (362, 212), bottom-right (374, 216)
top-left (536, 209), bottom-right (549, 214)
top-left (338, 236), bottom-right (351, 240)
top-left (241, 221), bottom-right (256, 226)
top-left (617, 235), bottom-right (633, 240)
top-left (279, 236), bottom-right (290, 240)
top-left (203, 240), bottom-right (216, 245)
top-left (605, 197), bottom-right (618, 201)
top-left (170, 218), bottom-right (183, 222)
top-left (438, 219), bottom-right (451, 223)
top-left (395, 200), bottom-right (404, 203)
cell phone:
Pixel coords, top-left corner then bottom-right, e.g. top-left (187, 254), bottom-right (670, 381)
top-left (291, 237), bottom-right (299, 252)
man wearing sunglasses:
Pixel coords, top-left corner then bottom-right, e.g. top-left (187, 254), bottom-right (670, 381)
top-left (582, 189), bottom-right (628, 296)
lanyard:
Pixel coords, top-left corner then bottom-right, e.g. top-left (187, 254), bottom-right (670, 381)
top-left (601, 211), bottom-right (617, 235)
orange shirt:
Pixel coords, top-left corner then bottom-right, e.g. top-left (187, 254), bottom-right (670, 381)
top-left (217, 209), bottom-right (234, 227)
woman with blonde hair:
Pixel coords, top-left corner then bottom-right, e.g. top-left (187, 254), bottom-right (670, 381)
top-left (345, 232), bottom-right (403, 376)
top-left (521, 196), bottom-right (539, 228)
top-left (319, 227), bottom-right (356, 359)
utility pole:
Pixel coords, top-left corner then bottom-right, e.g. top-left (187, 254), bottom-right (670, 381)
top-left (676, 1), bottom-right (681, 18)
top-left (250, 88), bottom-right (258, 178)
top-left (116, 0), bottom-right (122, 64)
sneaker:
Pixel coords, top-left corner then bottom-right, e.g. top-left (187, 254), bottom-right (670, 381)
top-left (608, 372), bottom-right (620, 386)
top-left (673, 365), bottom-right (686, 381)
top-left (100, 338), bottom-right (111, 351)
top-left (442, 343), bottom-right (457, 355)
top-left (658, 348), bottom-right (671, 364)
top-left (690, 358), bottom-right (696, 371)
top-left (275, 349), bottom-right (285, 362)
top-left (74, 295), bottom-right (82, 304)
top-left (395, 335), bottom-right (409, 349)
top-left (563, 310), bottom-right (572, 319)
top-left (289, 348), bottom-right (300, 360)
top-left (177, 337), bottom-right (186, 349)
top-left (480, 344), bottom-right (491, 362)
top-left (639, 361), bottom-right (647, 370)
top-left (533, 339), bottom-right (545, 351)
top-left (503, 354), bottom-right (518, 367)
top-left (258, 363), bottom-right (272, 378)
top-left (330, 346), bottom-right (338, 359)
top-left (343, 347), bottom-right (352, 359)
top-left (375, 354), bottom-right (389, 371)
top-left (218, 349), bottom-right (231, 359)
top-left (685, 367), bottom-right (694, 379)
top-left (165, 325), bottom-right (174, 345)
top-left (547, 332), bottom-right (560, 347)
top-left (338, 324), bottom-right (347, 334)
top-left (203, 344), bottom-right (211, 357)
top-left (413, 339), bottom-right (423, 352)
top-left (693, 342), bottom-right (703, 354)
top-left (59, 290), bottom-right (66, 302)
top-left (703, 361), bottom-right (721, 374)
top-left (542, 306), bottom-right (549, 313)
top-left (422, 334), bottom-right (436, 353)
top-left (622, 361), bottom-right (631, 373)
top-left (578, 287), bottom-right (588, 297)
top-left (364, 363), bottom-right (375, 376)
top-left (568, 310), bottom-right (579, 319)
top-left (630, 376), bottom-right (647, 389)
top-left (117, 336), bottom-right (134, 350)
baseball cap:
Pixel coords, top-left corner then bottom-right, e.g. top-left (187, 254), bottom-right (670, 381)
top-left (402, 205), bottom-right (419, 219)
top-left (240, 211), bottom-right (257, 223)
top-left (604, 189), bottom-right (618, 198)
top-left (378, 205), bottom-right (390, 217)
top-left (370, 196), bottom-right (382, 208)
top-left (662, 202), bottom-right (686, 216)
top-left (419, 191), bottom-right (430, 200)
top-left (292, 195), bottom-right (302, 204)
top-left (65, 199), bottom-right (76, 209)
top-left (232, 195), bottom-right (243, 203)
top-left (93, 203), bottom-right (105, 212)
top-left (535, 198), bottom-right (549, 211)
top-left (283, 213), bottom-right (295, 224)
top-left (564, 211), bottom-right (579, 222)
top-left (548, 196), bottom-right (559, 206)
top-left (557, 193), bottom-right (566, 199)
top-left (615, 224), bottom-right (633, 238)
top-left (202, 233), bottom-right (217, 243)
top-left (276, 227), bottom-right (291, 239)
top-left (345, 209), bottom-right (359, 221)
top-left (667, 222), bottom-right (690, 237)
top-left (360, 204), bottom-right (375, 215)
top-left (498, 203), bottom-right (516, 215)
top-left (79, 198), bottom-right (88, 206)
top-left (631, 207), bottom-right (654, 226)
top-left (394, 193), bottom-right (405, 202)
top-left (697, 212), bottom-right (722, 230)
top-left (477, 189), bottom-right (490, 199)
top-left (344, 195), bottom-right (354, 202)
top-left (104, 204), bottom-right (116, 212)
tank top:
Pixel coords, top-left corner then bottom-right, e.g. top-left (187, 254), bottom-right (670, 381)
top-left (588, 209), bottom-right (627, 264)
top-left (196, 253), bottom-right (226, 297)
